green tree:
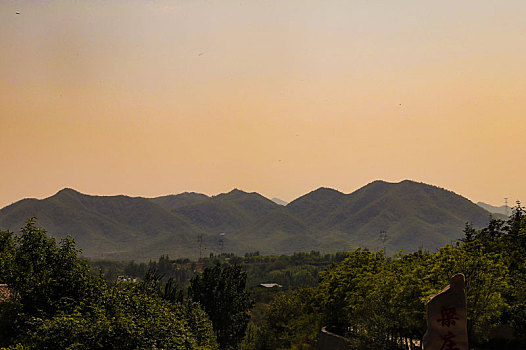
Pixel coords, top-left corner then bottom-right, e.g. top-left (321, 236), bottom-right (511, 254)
top-left (431, 244), bottom-right (508, 344)
top-left (255, 288), bottom-right (320, 350)
top-left (0, 219), bottom-right (99, 347)
top-left (23, 281), bottom-right (218, 349)
top-left (0, 219), bottom-right (218, 349)
top-left (189, 263), bottom-right (254, 350)
top-left (317, 249), bottom-right (385, 334)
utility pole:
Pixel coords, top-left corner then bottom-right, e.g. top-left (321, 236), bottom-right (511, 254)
top-left (219, 233), bottom-right (225, 258)
top-left (380, 230), bottom-right (388, 256)
top-left (197, 234), bottom-right (203, 260)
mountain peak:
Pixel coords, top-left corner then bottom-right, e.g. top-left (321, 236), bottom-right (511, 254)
top-left (357, 179), bottom-right (421, 195)
top-left (400, 179), bottom-right (417, 184)
top-left (369, 179), bottom-right (390, 185)
top-left (214, 188), bottom-right (250, 199)
top-left (215, 189), bottom-right (276, 206)
top-left (287, 187), bottom-right (345, 210)
top-left (367, 179), bottom-right (418, 186)
top-left (228, 188), bottom-right (247, 195)
top-left (55, 188), bottom-right (82, 196)
top-left (149, 192), bottom-right (209, 211)
top-left (309, 187), bottom-right (345, 198)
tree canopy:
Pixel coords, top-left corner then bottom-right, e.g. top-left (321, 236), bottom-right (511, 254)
top-left (249, 205), bottom-right (526, 349)
top-left (189, 263), bottom-right (254, 350)
top-left (0, 219), bottom-right (218, 349)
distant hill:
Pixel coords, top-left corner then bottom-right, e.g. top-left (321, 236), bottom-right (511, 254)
top-left (476, 201), bottom-right (509, 217)
top-left (325, 180), bottom-right (492, 252)
top-left (271, 198), bottom-right (288, 206)
top-left (0, 189), bottom-right (200, 260)
top-left (0, 181), bottom-right (496, 260)
top-left (172, 189), bottom-right (279, 231)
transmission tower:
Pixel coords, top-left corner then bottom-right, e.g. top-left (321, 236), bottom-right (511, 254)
top-left (219, 233), bottom-right (225, 258)
top-left (197, 234), bottom-right (203, 260)
top-left (380, 230), bottom-right (388, 255)
top-left (504, 198), bottom-right (509, 217)
top-left (219, 238), bottom-right (224, 257)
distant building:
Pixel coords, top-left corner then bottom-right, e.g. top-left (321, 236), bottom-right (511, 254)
top-left (116, 276), bottom-right (139, 283)
top-left (0, 284), bottom-right (11, 301)
top-left (258, 283), bottom-right (282, 288)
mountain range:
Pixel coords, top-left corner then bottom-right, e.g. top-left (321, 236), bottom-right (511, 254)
top-left (0, 180), bottom-right (497, 260)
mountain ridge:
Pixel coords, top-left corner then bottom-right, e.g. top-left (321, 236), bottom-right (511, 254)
top-left (0, 181), bottom-right (497, 260)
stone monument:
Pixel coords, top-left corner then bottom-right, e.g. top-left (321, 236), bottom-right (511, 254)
top-left (423, 273), bottom-right (468, 350)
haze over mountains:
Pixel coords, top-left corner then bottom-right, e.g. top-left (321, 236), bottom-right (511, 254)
top-left (0, 180), bottom-right (498, 260)
top-left (476, 201), bottom-right (510, 216)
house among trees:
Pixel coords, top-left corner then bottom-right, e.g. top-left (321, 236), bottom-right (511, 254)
top-left (0, 284), bottom-right (11, 301)
top-left (258, 283), bottom-right (282, 288)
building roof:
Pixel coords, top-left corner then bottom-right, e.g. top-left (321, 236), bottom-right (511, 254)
top-left (0, 284), bottom-right (11, 302)
top-left (259, 283), bottom-right (282, 288)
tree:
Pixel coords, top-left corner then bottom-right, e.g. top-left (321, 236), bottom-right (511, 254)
top-left (432, 244), bottom-right (508, 344)
top-left (0, 219), bottom-right (99, 347)
top-left (26, 282), bottom-right (201, 349)
top-left (189, 263), bottom-right (254, 350)
top-left (0, 219), bottom-right (218, 349)
top-left (460, 204), bottom-right (526, 345)
top-left (317, 249), bottom-right (386, 334)
top-left (255, 288), bottom-right (320, 350)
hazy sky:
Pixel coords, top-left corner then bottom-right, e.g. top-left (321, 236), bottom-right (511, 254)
top-left (1, 0), bottom-right (525, 208)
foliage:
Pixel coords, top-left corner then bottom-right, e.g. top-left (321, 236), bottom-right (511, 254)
top-left (317, 249), bottom-right (386, 333)
top-left (253, 288), bottom-right (320, 350)
top-left (24, 283), bottom-right (203, 349)
top-left (248, 204), bottom-right (525, 349)
top-left (189, 263), bottom-right (254, 350)
top-left (0, 218), bottom-right (100, 346)
top-left (312, 204), bottom-right (526, 348)
top-left (89, 250), bottom-right (349, 292)
top-left (3, 204), bottom-right (526, 349)
top-left (432, 244), bottom-right (508, 343)
top-left (0, 219), bottom-right (217, 349)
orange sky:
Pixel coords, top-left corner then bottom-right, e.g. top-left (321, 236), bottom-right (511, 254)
top-left (1, 0), bottom-right (525, 208)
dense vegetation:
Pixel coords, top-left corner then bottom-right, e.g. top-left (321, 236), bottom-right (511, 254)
top-left (89, 250), bottom-right (349, 290)
top-left (1, 204), bottom-right (524, 349)
top-left (247, 205), bottom-right (526, 349)
top-left (0, 220), bottom-right (249, 349)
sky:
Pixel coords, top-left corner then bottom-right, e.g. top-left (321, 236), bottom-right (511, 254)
top-left (1, 0), bottom-right (525, 208)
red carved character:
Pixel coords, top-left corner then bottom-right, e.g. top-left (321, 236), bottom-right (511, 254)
top-left (437, 306), bottom-right (459, 327)
top-left (440, 331), bottom-right (460, 350)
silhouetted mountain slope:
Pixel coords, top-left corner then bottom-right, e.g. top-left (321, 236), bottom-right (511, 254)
top-left (214, 189), bottom-right (280, 219)
top-left (247, 208), bottom-right (309, 236)
top-left (0, 189), bottom-right (198, 260)
top-left (172, 189), bottom-right (281, 231)
top-left (287, 187), bottom-right (346, 226)
top-left (340, 180), bottom-right (487, 225)
top-left (150, 192), bottom-right (209, 211)
top-left (0, 181), bottom-right (497, 260)
top-left (291, 180), bottom-right (493, 252)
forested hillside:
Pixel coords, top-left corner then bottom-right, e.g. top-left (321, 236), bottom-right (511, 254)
top-left (0, 181), bottom-right (496, 260)
top-left (2, 206), bottom-right (524, 349)
top-left (247, 205), bottom-right (526, 349)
